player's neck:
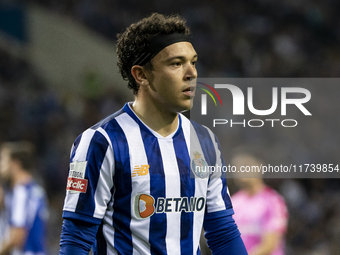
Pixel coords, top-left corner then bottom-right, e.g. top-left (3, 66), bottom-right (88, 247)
top-left (131, 99), bottom-right (179, 137)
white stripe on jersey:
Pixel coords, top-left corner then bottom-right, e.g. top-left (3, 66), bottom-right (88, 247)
top-left (206, 127), bottom-right (231, 198)
top-left (93, 127), bottom-right (114, 219)
top-left (204, 127), bottom-right (227, 213)
top-left (74, 128), bottom-right (96, 161)
top-left (12, 185), bottom-right (27, 227)
top-left (102, 209), bottom-right (117, 254)
top-left (181, 115), bottom-right (206, 255)
top-left (158, 138), bottom-right (182, 255)
top-left (116, 113), bottom-right (151, 255)
top-left (63, 129), bottom-right (96, 213)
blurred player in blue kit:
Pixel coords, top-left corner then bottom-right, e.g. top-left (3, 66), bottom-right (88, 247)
top-left (0, 141), bottom-right (48, 255)
top-left (0, 184), bottom-right (9, 250)
top-left (59, 13), bottom-right (247, 255)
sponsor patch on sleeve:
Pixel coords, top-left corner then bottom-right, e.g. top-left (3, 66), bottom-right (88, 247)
top-left (66, 177), bottom-right (88, 193)
top-left (69, 161), bottom-right (87, 178)
top-left (67, 161), bottom-right (88, 193)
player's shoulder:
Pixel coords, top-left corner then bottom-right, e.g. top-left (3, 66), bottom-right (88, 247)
top-left (90, 105), bottom-right (127, 131)
top-left (73, 104), bottom-right (128, 145)
top-left (180, 113), bottom-right (217, 139)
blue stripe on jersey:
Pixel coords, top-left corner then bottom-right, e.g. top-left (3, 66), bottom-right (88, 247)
top-left (191, 121), bottom-right (216, 167)
top-left (70, 133), bottom-right (82, 162)
top-left (24, 195), bottom-right (47, 252)
top-left (75, 131), bottom-right (109, 215)
top-left (140, 129), bottom-right (167, 255)
top-left (173, 129), bottom-right (195, 255)
top-left (214, 135), bottom-right (232, 209)
top-left (94, 223), bottom-right (107, 255)
top-left (106, 118), bottom-right (133, 255)
top-left (10, 182), bottom-right (47, 253)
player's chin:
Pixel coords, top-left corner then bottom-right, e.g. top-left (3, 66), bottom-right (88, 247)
top-left (178, 98), bottom-right (194, 112)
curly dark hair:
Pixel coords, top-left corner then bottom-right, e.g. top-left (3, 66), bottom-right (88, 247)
top-left (116, 13), bottom-right (191, 95)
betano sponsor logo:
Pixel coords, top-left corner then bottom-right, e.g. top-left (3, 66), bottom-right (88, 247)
top-left (134, 194), bottom-right (206, 219)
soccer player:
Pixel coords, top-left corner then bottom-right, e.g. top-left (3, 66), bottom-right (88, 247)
top-left (231, 153), bottom-right (288, 255)
top-left (0, 184), bottom-right (9, 250)
top-left (0, 141), bottom-right (48, 255)
top-left (59, 13), bottom-right (247, 255)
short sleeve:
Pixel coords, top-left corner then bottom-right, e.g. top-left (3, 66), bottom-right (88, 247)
top-left (205, 130), bottom-right (234, 217)
top-left (62, 128), bottom-right (115, 224)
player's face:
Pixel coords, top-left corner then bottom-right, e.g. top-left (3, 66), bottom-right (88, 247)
top-left (0, 148), bottom-right (12, 181)
top-left (146, 41), bottom-right (197, 113)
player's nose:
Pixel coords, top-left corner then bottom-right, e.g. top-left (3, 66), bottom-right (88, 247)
top-left (184, 63), bottom-right (197, 81)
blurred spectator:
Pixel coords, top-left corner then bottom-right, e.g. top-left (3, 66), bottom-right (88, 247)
top-left (231, 153), bottom-right (288, 255)
top-left (0, 184), bottom-right (9, 250)
top-left (0, 141), bottom-right (48, 255)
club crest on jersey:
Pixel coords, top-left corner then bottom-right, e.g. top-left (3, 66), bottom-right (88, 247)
top-left (191, 151), bottom-right (209, 179)
top-left (67, 161), bottom-right (88, 193)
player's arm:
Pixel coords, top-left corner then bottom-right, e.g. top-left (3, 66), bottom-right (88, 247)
top-left (202, 159), bottom-right (247, 254)
top-left (0, 227), bottom-right (27, 255)
top-left (59, 219), bottom-right (99, 255)
top-left (249, 232), bottom-right (282, 255)
top-left (203, 205), bottom-right (248, 255)
top-left (60, 130), bottom-right (114, 255)
top-left (203, 131), bottom-right (247, 254)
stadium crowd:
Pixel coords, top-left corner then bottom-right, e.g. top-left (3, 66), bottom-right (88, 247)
top-left (1, 0), bottom-right (340, 254)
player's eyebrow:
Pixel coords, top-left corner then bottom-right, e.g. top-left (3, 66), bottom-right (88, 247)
top-left (165, 54), bottom-right (198, 62)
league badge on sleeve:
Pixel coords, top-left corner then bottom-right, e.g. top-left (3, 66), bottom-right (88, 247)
top-left (66, 161), bottom-right (88, 193)
top-left (191, 151), bottom-right (209, 179)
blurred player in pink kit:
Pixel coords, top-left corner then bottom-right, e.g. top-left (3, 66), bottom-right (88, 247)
top-left (231, 153), bottom-right (288, 255)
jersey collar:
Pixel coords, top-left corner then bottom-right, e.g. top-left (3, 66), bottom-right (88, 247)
top-left (123, 102), bottom-right (182, 139)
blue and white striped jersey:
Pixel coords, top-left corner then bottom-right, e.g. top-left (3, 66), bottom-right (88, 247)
top-left (5, 181), bottom-right (48, 255)
top-left (62, 103), bottom-right (234, 255)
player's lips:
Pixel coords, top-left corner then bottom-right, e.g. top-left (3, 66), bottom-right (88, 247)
top-left (183, 86), bottom-right (196, 97)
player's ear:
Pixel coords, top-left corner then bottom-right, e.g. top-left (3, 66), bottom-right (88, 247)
top-left (131, 65), bottom-right (150, 88)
